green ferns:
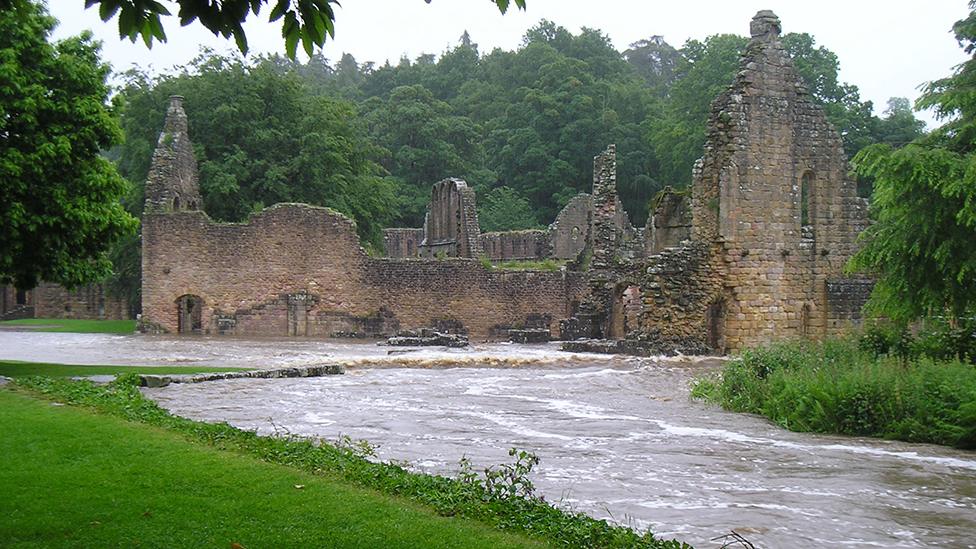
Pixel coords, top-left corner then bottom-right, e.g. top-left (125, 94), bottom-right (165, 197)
top-left (692, 339), bottom-right (976, 449)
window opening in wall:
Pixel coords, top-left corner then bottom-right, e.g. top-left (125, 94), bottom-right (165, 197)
top-left (801, 171), bottom-right (814, 229)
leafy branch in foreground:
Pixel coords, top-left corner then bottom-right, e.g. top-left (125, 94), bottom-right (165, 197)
top-left (15, 375), bottom-right (689, 549)
top-left (46, 0), bottom-right (527, 58)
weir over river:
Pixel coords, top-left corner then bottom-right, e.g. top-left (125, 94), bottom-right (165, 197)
top-left (3, 331), bottom-right (975, 548)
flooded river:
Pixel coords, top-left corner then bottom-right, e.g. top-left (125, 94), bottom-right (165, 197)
top-left (4, 332), bottom-right (975, 547)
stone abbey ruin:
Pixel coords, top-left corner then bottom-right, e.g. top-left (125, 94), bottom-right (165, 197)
top-left (139, 11), bottom-right (872, 353)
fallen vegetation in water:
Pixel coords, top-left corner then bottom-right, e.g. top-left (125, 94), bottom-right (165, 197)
top-left (692, 338), bottom-right (976, 449)
top-left (13, 375), bottom-right (691, 548)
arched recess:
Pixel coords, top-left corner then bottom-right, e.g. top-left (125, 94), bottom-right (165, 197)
top-left (609, 283), bottom-right (642, 339)
top-left (176, 294), bottom-right (204, 334)
top-left (706, 299), bottom-right (727, 353)
top-left (172, 196), bottom-right (181, 211)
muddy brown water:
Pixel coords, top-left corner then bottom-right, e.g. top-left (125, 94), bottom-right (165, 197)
top-left (3, 332), bottom-right (974, 548)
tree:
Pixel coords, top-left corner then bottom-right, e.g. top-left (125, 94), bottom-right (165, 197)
top-left (18, 0), bottom-right (525, 59)
top-left (849, 3), bottom-right (976, 322)
top-left (477, 186), bottom-right (539, 232)
top-left (0, 1), bottom-right (138, 290)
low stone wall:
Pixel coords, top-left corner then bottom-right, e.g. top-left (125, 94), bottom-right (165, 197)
top-left (480, 230), bottom-right (549, 261)
top-left (33, 283), bottom-right (129, 320)
top-left (383, 228), bottom-right (423, 258)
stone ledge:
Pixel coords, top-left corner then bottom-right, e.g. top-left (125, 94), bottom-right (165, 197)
top-left (140, 364), bottom-right (345, 388)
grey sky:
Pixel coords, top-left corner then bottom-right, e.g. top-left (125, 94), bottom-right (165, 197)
top-left (48, 1), bottom-right (970, 126)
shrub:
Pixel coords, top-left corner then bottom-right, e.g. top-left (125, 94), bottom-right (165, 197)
top-left (693, 338), bottom-right (976, 448)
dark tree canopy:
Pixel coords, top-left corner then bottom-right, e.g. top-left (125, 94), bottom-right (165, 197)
top-left (0, 1), bottom-right (138, 290)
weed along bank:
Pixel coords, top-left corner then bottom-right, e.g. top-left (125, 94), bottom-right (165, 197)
top-left (140, 11), bottom-right (871, 354)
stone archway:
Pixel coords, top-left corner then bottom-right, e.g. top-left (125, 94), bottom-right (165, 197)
top-left (176, 294), bottom-right (204, 334)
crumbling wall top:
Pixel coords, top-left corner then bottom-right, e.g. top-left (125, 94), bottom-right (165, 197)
top-left (750, 10), bottom-right (781, 41)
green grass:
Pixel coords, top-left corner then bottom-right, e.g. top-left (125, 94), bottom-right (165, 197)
top-left (0, 389), bottom-right (548, 549)
top-left (11, 375), bottom-right (690, 549)
top-left (0, 360), bottom-right (250, 378)
top-left (492, 259), bottom-right (566, 271)
top-left (692, 338), bottom-right (976, 448)
top-left (0, 318), bottom-right (137, 333)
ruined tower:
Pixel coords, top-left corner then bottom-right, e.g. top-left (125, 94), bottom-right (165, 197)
top-left (691, 10), bottom-right (869, 350)
top-left (419, 178), bottom-right (482, 258)
top-left (143, 96), bottom-right (202, 213)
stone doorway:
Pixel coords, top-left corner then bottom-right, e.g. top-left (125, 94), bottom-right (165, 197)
top-left (609, 284), bottom-right (642, 339)
top-left (706, 299), bottom-right (727, 353)
top-left (176, 294), bottom-right (204, 334)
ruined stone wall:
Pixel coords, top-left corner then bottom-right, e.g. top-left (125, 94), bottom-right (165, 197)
top-left (383, 228), bottom-right (424, 258)
top-left (142, 204), bottom-right (582, 338)
top-left (549, 194), bottom-right (591, 260)
top-left (689, 11), bottom-right (867, 351)
top-left (143, 96), bottom-right (202, 214)
top-left (647, 187), bottom-right (692, 255)
top-left (0, 285), bottom-right (33, 320)
top-left (479, 230), bottom-right (550, 261)
top-left (33, 283), bottom-right (128, 320)
top-left (419, 178), bottom-right (482, 258)
top-left (590, 145), bottom-right (619, 270)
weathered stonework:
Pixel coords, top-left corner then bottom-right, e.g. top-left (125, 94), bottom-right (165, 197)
top-left (646, 187), bottom-right (692, 255)
top-left (1, 283), bottom-right (129, 321)
top-left (143, 12), bottom-right (871, 353)
top-left (144, 96), bottom-right (202, 214)
top-left (383, 228), bottom-right (424, 258)
top-left (419, 178), bottom-right (482, 258)
top-left (479, 230), bottom-right (550, 261)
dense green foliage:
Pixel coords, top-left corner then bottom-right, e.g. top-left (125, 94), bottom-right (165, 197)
top-left (14, 375), bottom-right (690, 548)
top-left (0, 389), bottom-right (547, 549)
top-left (0, 318), bottom-right (137, 333)
top-left (692, 339), bottom-right (976, 449)
top-left (0, 1), bottom-right (138, 290)
top-left (0, 359), bottom-right (248, 377)
top-left (849, 4), bottom-right (976, 322)
top-left (857, 318), bottom-right (976, 364)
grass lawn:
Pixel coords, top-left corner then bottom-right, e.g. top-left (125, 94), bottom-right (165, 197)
top-left (0, 389), bottom-right (547, 549)
top-left (0, 360), bottom-right (250, 378)
top-left (0, 318), bottom-right (137, 334)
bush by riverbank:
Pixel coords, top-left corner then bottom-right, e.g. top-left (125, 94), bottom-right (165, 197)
top-left (10, 375), bottom-right (690, 548)
top-left (691, 339), bottom-right (976, 449)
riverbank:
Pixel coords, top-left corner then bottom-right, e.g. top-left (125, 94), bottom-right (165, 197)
top-left (692, 338), bottom-right (976, 448)
top-left (0, 318), bottom-right (137, 334)
top-left (6, 376), bottom-right (687, 548)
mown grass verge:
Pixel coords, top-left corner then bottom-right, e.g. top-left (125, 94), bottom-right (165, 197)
top-left (0, 360), bottom-right (249, 378)
top-left (691, 338), bottom-right (976, 449)
top-left (11, 375), bottom-right (690, 548)
top-left (0, 318), bottom-right (137, 333)
top-left (0, 389), bottom-right (545, 549)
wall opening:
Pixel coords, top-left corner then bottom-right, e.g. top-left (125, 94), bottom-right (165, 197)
top-left (800, 171), bottom-right (815, 232)
top-left (801, 303), bottom-right (811, 337)
top-left (15, 289), bottom-right (26, 306)
top-left (706, 299), bottom-right (727, 353)
top-left (173, 196), bottom-right (181, 211)
top-left (176, 294), bottom-right (204, 334)
top-left (609, 284), bottom-right (642, 338)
